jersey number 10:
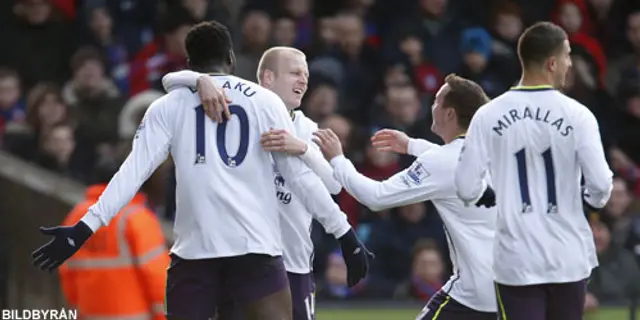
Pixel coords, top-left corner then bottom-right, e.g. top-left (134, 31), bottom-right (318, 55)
top-left (195, 104), bottom-right (250, 167)
top-left (515, 147), bottom-right (558, 214)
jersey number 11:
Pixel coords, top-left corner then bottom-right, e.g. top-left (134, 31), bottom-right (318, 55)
top-left (515, 147), bottom-right (558, 214)
top-left (195, 104), bottom-right (250, 167)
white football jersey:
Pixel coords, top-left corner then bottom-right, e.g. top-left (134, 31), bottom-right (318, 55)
top-left (275, 110), bottom-right (343, 274)
top-left (455, 86), bottom-right (613, 286)
top-left (81, 74), bottom-right (350, 260)
top-left (330, 138), bottom-right (497, 312)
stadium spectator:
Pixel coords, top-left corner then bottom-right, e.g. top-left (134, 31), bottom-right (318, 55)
top-left (128, 8), bottom-right (195, 95)
top-left (488, 1), bottom-right (522, 86)
top-left (587, 218), bottom-right (640, 309)
top-left (3, 83), bottom-right (68, 161)
top-left (457, 27), bottom-right (510, 98)
top-left (33, 122), bottom-right (83, 180)
top-left (80, 4), bottom-right (130, 95)
top-left (317, 249), bottom-right (388, 300)
top-left (234, 10), bottom-right (272, 82)
top-left (272, 16), bottom-right (298, 47)
top-left (366, 202), bottom-right (446, 284)
top-left (398, 33), bottom-right (443, 98)
top-left (0, 68), bottom-right (26, 129)
top-left (63, 46), bottom-right (125, 178)
top-left (605, 10), bottom-right (640, 96)
top-left (393, 239), bottom-right (445, 302)
top-left (0, 0), bottom-right (77, 90)
top-left (303, 77), bottom-right (340, 123)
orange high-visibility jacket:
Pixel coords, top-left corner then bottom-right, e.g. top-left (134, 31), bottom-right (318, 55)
top-left (59, 184), bottom-right (169, 320)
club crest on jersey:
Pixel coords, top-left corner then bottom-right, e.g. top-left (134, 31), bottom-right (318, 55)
top-left (404, 162), bottom-right (429, 186)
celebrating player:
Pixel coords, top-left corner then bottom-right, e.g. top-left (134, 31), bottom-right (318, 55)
top-left (454, 22), bottom-right (613, 320)
top-left (32, 22), bottom-right (370, 320)
top-left (162, 46), bottom-right (373, 320)
top-left (307, 75), bottom-right (498, 319)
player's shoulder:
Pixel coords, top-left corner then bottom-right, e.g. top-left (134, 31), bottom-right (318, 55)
top-left (559, 93), bottom-right (593, 114)
top-left (155, 87), bottom-right (194, 106)
top-left (551, 91), bottom-right (598, 124)
top-left (415, 141), bottom-right (457, 171)
top-left (222, 75), bottom-right (270, 97)
top-left (293, 110), bottom-right (318, 130)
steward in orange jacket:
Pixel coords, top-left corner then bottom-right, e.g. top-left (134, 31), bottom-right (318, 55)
top-left (59, 184), bottom-right (169, 320)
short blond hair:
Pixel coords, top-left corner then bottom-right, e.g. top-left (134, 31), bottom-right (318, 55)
top-left (256, 46), bottom-right (306, 83)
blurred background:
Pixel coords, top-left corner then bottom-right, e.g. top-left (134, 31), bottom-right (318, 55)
top-left (0, 0), bottom-right (639, 319)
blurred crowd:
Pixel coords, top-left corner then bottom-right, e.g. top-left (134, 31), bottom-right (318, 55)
top-left (1, 0), bottom-right (640, 310)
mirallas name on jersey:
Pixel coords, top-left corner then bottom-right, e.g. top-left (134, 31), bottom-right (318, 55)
top-left (492, 107), bottom-right (573, 137)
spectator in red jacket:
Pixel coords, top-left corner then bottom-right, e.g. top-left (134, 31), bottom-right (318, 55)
top-left (128, 8), bottom-right (196, 95)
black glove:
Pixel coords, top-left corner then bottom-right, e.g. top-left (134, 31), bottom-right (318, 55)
top-left (338, 228), bottom-right (375, 287)
top-left (32, 221), bottom-right (93, 272)
top-left (475, 186), bottom-right (496, 208)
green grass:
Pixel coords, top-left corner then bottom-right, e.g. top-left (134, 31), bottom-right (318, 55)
top-left (316, 307), bottom-right (638, 320)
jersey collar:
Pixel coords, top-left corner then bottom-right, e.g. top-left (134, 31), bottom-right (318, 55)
top-left (455, 132), bottom-right (466, 140)
top-left (290, 110), bottom-right (296, 121)
top-left (510, 85), bottom-right (555, 92)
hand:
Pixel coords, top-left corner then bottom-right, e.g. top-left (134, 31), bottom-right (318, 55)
top-left (32, 221), bottom-right (93, 272)
top-left (370, 129), bottom-right (410, 154)
top-left (197, 75), bottom-right (232, 123)
top-left (475, 186), bottom-right (496, 208)
top-left (260, 129), bottom-right (307, 155)
top-left (338, 229), bottom-right (375, 287)
top-left (313, 129), bottom-right (344, 160)
top-left (584, 292), bottom-right (599, 312)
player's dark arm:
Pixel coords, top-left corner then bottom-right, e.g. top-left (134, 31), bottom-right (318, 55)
top-left (32, 99), bottom-right (172, 271)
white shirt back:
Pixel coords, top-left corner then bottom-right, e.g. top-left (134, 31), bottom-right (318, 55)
top-left (82, 74), bottom-right (330, 260)
top-left (455, 87), bottom-right (613, 286)
top-left (169, 75), bottom-right (288, 259)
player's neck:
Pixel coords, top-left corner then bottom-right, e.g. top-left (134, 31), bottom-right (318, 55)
top-left (518, 72), bottom-right (554, 88)
top-left (441, 127), bottom-right (465, 144)
top-left (190, 64), bottom-right (228, 75)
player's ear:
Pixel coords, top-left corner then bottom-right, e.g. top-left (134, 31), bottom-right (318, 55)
top-left (548, 57), bottom-right (557, 73)
top-left (263, 70), bottom-right (274, 86)
top-left (446, 107), bottom-right (456, 121)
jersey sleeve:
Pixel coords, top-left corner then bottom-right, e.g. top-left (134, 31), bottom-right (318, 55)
top-left (162, 70), bottom-right (203, 92)
top-left (577, 109), bottom-right (613, 208)
top-left (299, 139), bottom-right (342, 195)
top-left (80, 98), bottom-right (172, 232)
top-left (330, 152), bottom-right (446, 211)
top-left (407, 138), bottom-right (439, 157)
top-left (261, 92), bottom-right (351, 238)
top-left (454, 110), bottom-right (490, 205)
